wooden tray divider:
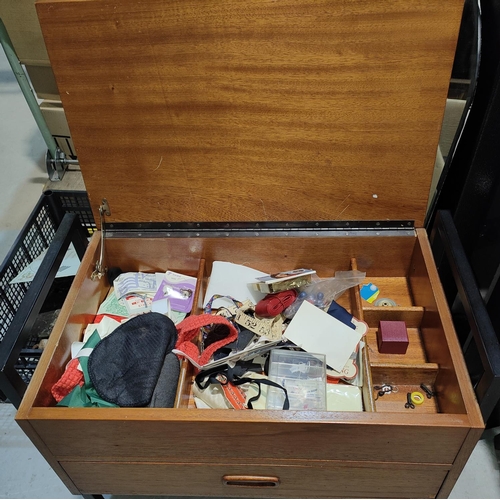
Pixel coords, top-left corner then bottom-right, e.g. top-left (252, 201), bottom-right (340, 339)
top-left (360, 347), bottom-right (375, 412)
top-left (372, 383), bottom-right (441, 414)
top-left (174, 359), bottom-right (192, 409)
top-left (177, 257), bottom-right (381, 412)
top-left (362, 306), bottom-right (424, 329)
top-left (174, 258), bottom-right (205, 408)
top-left (371, 359), bottom-right (440, 414)
top-left (371, 363), bottom-right (439, 387)
top-left (350, 257), bottom-right (375, 413)
top-left (349, 258), bottom-right (363, 321)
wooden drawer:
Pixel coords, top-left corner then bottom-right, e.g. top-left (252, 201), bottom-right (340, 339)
top-left (24, 408), bottom-right (470, 465)
top-left (17, 230), bottom-right (483, 498)
top-left (60, 460), bottom-right (449, 498)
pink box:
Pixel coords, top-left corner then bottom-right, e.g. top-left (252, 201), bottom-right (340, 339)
top-left (377, 320), bottom-right (409, 354)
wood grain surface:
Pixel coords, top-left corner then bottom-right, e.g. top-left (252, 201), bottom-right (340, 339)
top-left (411, 228), bottom-right (484, 500)
top-left (36, 0), bottom-right (463, 226)
top-left (410, 230), bottom-right (483, 421)
top-left (365, 328), bottom-right (427, 365)
top-left (437, 427), bottom-right (485, 498)
top-left (362, 306), bottom-right (424, 328)
top-left (61, 460), bottom-right (448, 498)
top-left (27, 409), bottom-right (470, 465)
top-left (103, 233), bottom-right (417, 278)
top-left (373, 383), bottom-right (440, 414)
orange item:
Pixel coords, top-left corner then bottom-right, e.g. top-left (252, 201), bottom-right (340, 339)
top-left (216, 374), bottom-right (248, 409)
top-left (51, 358), bottom-right (84, 402)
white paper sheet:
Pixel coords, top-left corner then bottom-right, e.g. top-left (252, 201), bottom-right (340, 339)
top-left (113, 272), bottom-right (159, 300)
top-left (9, 243), bottom-right (81, 284)
top-left (283, 300), bottom-right (363, 372)
top-left (326, 384), bottom-right (363, 411)
top-left (203, 261), bottom-right (267, 308)
top-left (82, 316), bottom-right (122, 343)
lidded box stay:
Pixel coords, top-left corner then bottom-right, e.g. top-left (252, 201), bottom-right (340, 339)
top-left (36, 0), bottom-right (463, 227)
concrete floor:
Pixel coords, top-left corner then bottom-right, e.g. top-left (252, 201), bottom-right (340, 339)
top-left (1, 43), bottom-right (500, 499)
top-left (0, 47), bottom-right (46, 264)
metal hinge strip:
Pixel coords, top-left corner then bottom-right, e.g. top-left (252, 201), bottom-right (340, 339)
top-left (104, 221), bottom-right (415, 238)
top-left (91, 199), bottom-right (111, 280)
top-left (105, 220), bottom-right (414, 232)
top-left (106, 229), bottom-right (416, 238)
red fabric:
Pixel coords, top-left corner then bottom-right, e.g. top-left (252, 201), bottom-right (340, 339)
top-left (93, 314), bottom-right (127, 323)
top-left (175, 314), bottom-right (238, 366)
top-left (51, 358), bottom-right (84, 402)
top-left (255, 289), bottom-right (297, 317)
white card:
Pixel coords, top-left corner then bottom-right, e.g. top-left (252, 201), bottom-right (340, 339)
top-left (9, 243), bottom-right (81, 284)
top-left (283, 300), bottom-right (363, 372)
top-left (203, 261), bottom-right (266, 308)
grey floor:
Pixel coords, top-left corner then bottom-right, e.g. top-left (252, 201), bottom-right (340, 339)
top-left (0, 50), bottom-right (47, 263)
top-left (1, 47), bottom-right (500, 499)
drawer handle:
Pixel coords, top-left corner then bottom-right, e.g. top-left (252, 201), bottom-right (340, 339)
top-left (222, 475), bottom-right (280, 488)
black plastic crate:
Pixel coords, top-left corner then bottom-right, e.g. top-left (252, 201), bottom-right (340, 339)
top-left (0, 190), bottom-right (95, 406)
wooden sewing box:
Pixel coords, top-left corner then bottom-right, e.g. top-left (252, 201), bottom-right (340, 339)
top-left (16, 0), bottom-right (483, 497)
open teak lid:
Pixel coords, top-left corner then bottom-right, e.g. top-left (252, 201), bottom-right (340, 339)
top-left (36, 0), bottom-right (463, 228)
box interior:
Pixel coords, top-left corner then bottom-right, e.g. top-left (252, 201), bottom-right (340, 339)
top-left (31, 231), bottom-right (467, 417)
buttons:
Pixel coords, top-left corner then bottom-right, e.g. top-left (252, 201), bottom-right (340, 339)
top-left (373, 384), bottom-right (398, 401)
top-left (374, 385), bottom-right (433, 409)
top-left (373, 297), bottom-right (397, 307)
top-left (410, 391), bottom-right (424, 405)
top-left (405, 392), bottom-right (415, 409)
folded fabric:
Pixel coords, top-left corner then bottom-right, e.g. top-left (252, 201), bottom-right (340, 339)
top-left (57, 330), bottom-right (118, 408)
top-left (148, 352), bottom-right (181, 408)
top-left (82, 314), bottom-right (123, 343)
top-left (52, 358), bottom-right (84, 402)
top-left (255, 290), bottom-right (297, 318)
top-left (175, 314), bottom-right (238, 367)
top-left (193, 371), bottom-right (270, 409)
top-left (194, 365), bottom-right (289, 409)
top-left (213, 329), bottom-right (255, 361)
top-left (88, 312), bottom-right (177, 407)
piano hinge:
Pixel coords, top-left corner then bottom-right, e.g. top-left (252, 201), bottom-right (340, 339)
top-left (103, 220), bottom-right (416, 238)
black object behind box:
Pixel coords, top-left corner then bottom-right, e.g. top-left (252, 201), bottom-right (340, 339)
top-left (0, 190), bottom-right (95, 406)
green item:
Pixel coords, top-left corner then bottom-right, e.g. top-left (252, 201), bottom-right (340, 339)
top-left (57, 330), bottom-right (118, 408)
top-left (97, 293), bottom-right (129, 317)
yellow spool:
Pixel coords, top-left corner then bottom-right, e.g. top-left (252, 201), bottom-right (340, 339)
top-left (410, 391), bottom-right (424, 405)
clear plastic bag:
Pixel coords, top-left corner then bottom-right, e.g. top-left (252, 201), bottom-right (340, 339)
top-left (283, 270), bottom-right (366, 319)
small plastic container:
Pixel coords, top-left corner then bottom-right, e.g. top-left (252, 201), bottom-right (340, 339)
top-left (266, 350), bottom-right (327, 410)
